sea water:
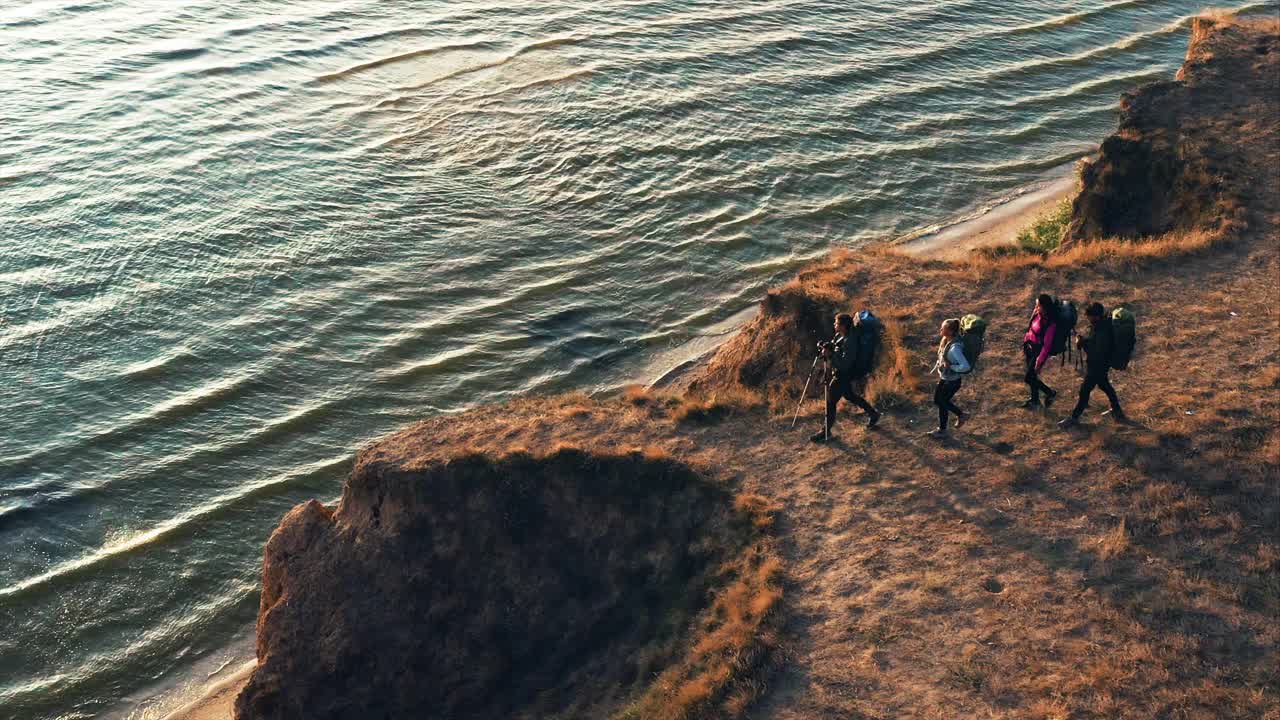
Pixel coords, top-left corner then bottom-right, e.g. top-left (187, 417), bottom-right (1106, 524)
top-left (1, 1), bottom-right (1275, 717)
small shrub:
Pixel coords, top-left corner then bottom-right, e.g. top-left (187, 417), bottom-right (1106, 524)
top-left (1095, 520), bottom-right (1131, 560)
top-left (672, 388), bottom-right (764, 425)
top-left (623, 384), bottom-right (655, 406)
top-left (733, 493), bottom-right (781, 530)
top-left (1015, 198), bottom-right (1073, 253)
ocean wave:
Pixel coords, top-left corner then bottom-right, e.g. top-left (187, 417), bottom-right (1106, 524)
top-left (468, 67), bottom-right (595, 103)
top-left (1, 369), bottom-right (262, 484)
top-left (360, 271), bottom-right (586, 366)
top-left (996, 66), bottom-right (1172, 111)
top-left (739, 248), bottom-right (830, 275)
top-left (655, 285), bottom-right (765, 332)
top-left (980, 103), bottom-right (1118, 144)
top-left (617, 8), bottom-right (1212, 127)
top-left (0, 454), bottom-right (349, 601)
top-left (148, 46), bottom-right (209, 63)
top-left (394, 35), bottom-right (590, 92)
top-left (377, 345), bottom-right (481, 387)
top-left (316, 40), bottom-right (497, 82)
top-left (1001, 0), bottom-right (1149, 36)
top-left (58, 345), bottom-right (200, 385)
top-left (964, 147), bottom-right (1099, 176)
top-left (980, 20), bottom-right (1194, 84)
top-left (0, 587), bottom-right (256, 708)
top-left (0, 395), bottom-right (352, 528)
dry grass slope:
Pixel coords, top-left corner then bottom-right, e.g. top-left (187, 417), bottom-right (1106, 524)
top-left (672, 14), bottom-right (1279, 719)
top-left (238, 442), bottom-right (785, 720)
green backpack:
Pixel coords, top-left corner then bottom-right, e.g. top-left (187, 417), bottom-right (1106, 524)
top-left (1110, 308), bottom-right (1136, 370)
top-left (958, 314), bottom-right (987, 372)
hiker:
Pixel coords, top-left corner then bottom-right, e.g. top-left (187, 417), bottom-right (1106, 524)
top-left (1021, 293), bottom-right (1059, 409)
top-left (1059, 302), bottom-right (1126, 427)
top-left (811, 313), bottom-right (881, 444)
top-left (928, 318), bottom-right (971, 438)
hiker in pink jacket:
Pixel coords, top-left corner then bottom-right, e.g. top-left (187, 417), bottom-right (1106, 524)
top-left (1021, 293), bottom-right (1059, 409)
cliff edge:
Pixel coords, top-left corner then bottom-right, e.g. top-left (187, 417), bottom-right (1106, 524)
top-left (1066, 15), bottom-right (1273, 242)
top-left (235, 443), bottom-right (779, 720)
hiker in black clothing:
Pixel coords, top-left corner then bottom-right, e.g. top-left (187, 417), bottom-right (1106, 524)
top-left (810, 313), bottom-right (881, 444)
top-left (1060, 302), bottom-right (1125, 427)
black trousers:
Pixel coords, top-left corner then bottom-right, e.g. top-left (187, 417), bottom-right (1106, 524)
top-left (826, 374), bottom-right (875, 432)
top-left (934, 379), bottom-right (964, 429)
top-left (1023, 342), bottom-right (1055, 402)
top-left (1072, 370), bottom-right (1121, 418)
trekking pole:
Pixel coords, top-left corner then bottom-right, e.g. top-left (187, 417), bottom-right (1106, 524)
top-left (822, 357), bottom-right (832, 437)
top-left (791, 355), bottom-right (822, 428)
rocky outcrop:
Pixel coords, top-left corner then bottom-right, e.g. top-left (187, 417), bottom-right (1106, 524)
top-left (1066, 15), bottom-right (1276, 242)
top-left (234, 444), bottom-right (778, 720)
top-left (686, 248), bottom-right (920, 412)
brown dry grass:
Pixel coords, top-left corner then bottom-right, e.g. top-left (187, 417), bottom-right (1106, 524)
top-left (295, 15), bottom-right (1279, 720)
top-left (670, 386), bottom-right (765, 425)
top-left (969, 225), bottom-right (1231, 271)
top-left (623, 384), bottom-right (659, 406)
top-left (864, 308), bottom-right (925, 409)
top-left (338, 436), bottom-right (784, 720)
top-left (626, 528), bottom-right (782, 720)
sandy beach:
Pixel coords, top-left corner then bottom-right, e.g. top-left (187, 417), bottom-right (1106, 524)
top-left (155, 662), bottom-right (255, 720)
top-left (895, 172), bottom-right (1078, 260)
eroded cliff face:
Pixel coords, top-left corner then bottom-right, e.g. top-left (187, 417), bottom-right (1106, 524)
top-left (1066, 16), bottom-right (1276, 242)
top-left (235, 444), bottom-right (778, 720)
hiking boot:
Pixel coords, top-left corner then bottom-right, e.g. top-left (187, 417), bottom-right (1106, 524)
top-left (1103, 408), bottom-right (1128, 423)
top-left (809, 430), bottom-right (830, 444)
top-left (1021, 399), bottom-right (1041, 410)
top-left (954, 412), bottom-right (968, 429)
top-left (1058, 416), bottom-right (1079, 428)
top-left (866, 410), bottom-right (882, 429)
top-left (926, 428), bottom-right (948, 439)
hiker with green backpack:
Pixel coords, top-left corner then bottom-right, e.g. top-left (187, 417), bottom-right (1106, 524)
top-left (1059, 302), bottom-right (1131, 427)
top-left (927, 317), bottom-right (975, 438)
top-left (1021, 293), bottom-right (1070, 410)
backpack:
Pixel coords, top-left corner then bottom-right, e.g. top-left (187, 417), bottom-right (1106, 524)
top-left (1048, 299), bottom-right (1077, 358)
top-left (958, 314), bottom-right (987, 372)
top-left (1110, 307), bottom-right (1136, 370)
top-left (852, 310), bottom-right (882, 376)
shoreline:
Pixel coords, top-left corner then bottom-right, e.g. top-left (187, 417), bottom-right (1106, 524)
top-left (154, 661), bottom-right (255, 720)
top-left (640, 168), bottom-right (1080, 391)
top-left (150, 171), bottom-right (1079, 720)
top-left (894, 169), bottom-right (1080, 261)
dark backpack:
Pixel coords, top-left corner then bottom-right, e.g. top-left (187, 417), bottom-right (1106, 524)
top-left (1110, 307), bottom-right (1136, 370)
top-left (958, 314), bottom-right (987, 372)
top-left (852, 310), bottom-right (882, 376)
top-left (1048, 299), bottom-right (1077, 358)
